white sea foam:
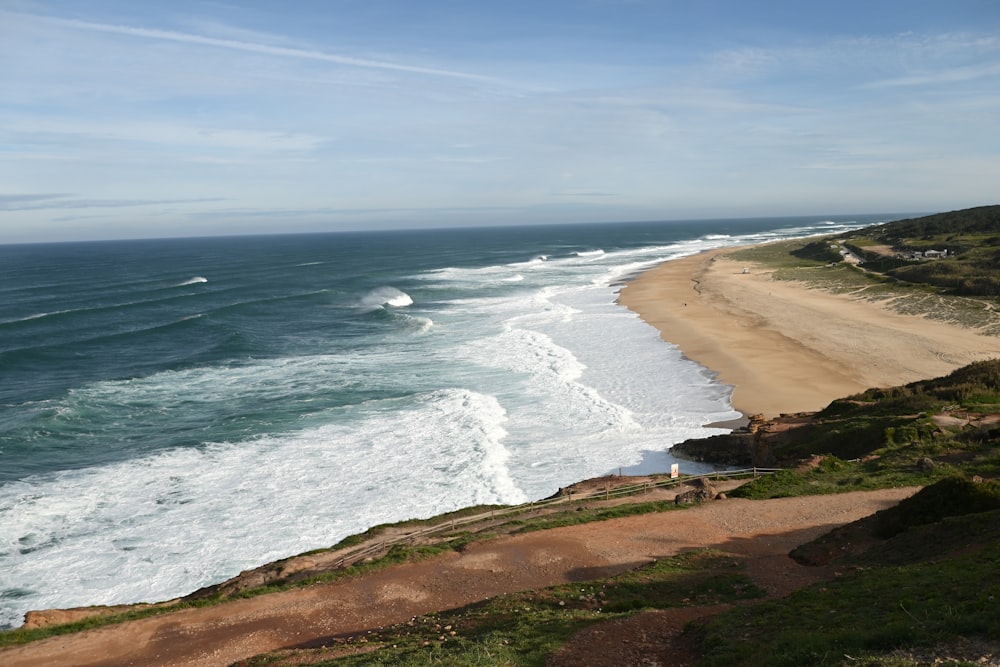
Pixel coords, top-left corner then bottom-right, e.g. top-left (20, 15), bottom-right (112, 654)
top-left (400, 314), bottom-right (434, 333)
top-left (0, 388), bottom-right (521, 628)
top-left (357, 286), bottom-right (413, 310)
top-left (415, 262), bottom-right (539, 288)
top-left (175, 276), bottom-right (208, 286)
top-left (0, 307), bottom-right (80, 325)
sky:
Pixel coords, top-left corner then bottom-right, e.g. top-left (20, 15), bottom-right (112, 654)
top-left (1, 1), bottom-right (999, 243)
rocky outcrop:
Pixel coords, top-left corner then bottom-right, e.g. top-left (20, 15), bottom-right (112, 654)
top-left (673, 477), bottom-right (722, 505)
top-left (670, 413), bottom-right (814, 467)
top-left (671, 431), bottom-right (757, 466)
top-left (672, 414), bottom-right (771, 466)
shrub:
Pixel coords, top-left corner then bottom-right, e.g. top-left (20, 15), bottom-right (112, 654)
top-left (873, 476), bottom-right (1000, 538)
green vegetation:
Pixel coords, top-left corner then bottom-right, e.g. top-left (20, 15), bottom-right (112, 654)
top-left (508, 497), bottom-right (687, 532)
top-left (872, 476), bottom-right (1000, 538)
top-left (871, 205), bottom-right (1000, 240)
top-left (843, 205), bottom-right (1000, 297)
top-left (730, 360), bottom-right (1000, 501)
top-left (240, 550), bottom-right (764, 667)
top-left (729, 207), bottom-right (1000, 334)
top-left (699, 490), bottom-right (1000, 667)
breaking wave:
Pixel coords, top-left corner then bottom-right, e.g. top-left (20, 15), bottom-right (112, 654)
top-left (357, 287), bottom-right (414, 312)
top-left (176, 277), bottom-right (208, 287)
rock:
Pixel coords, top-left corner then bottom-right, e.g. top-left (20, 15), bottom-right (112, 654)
top-left (671, 432), bottom-right (756, 466)
top-left (673, 480), bottom-right (719, 505)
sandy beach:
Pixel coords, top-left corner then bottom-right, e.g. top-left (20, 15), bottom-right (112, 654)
top-left (618, 247), bottom-right (1000, 418)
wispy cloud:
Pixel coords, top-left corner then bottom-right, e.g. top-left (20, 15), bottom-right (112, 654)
top-left (0, 194), bottom-right (227, 211)
top-left (864, 61), bottom-right (1000, 88)
top-left (3, 116), bottom-right (328, 152)
top-left (29, 13), bottom-right (493, 82)
top-left (548, 191), bottom-right (618, 197)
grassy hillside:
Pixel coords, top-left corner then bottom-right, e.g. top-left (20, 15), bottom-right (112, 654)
top-left (699, 481), bottom-right (1000, 667)
top-left (842, 205), bottom-right (1000, 297)
top-left (725, 359), bottom-right (1000, 499)
top-left (732, 206), bottom-right (1000, 334)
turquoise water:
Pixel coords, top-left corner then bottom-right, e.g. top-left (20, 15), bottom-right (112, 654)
top-left (0, 216), bottom-right (888, 627)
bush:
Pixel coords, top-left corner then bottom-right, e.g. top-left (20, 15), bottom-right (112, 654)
top-left (790, 240), bottom-right (843, 264)
top-left (874, 476), bottom-right (1000, 538)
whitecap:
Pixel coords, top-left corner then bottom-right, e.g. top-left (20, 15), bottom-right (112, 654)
top-left (357, 286), bottom-right (413, 311)
top-left (401, 315), bottom-right (434, 333)
top-left (175, 277), bottom-right (208, 287)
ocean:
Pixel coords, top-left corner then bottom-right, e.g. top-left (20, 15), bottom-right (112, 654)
top-left (0, 215), bottom-right (888, 628)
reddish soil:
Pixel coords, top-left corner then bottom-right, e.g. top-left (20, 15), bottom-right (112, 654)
top-left (0, 487), bottom-right (917, 667)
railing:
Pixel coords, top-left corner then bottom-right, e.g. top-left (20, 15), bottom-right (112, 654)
top-left (325, 467), bottom-right (781, 570)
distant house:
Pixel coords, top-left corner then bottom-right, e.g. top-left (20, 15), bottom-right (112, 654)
top-left (923, 249), bottom-right (947, 259)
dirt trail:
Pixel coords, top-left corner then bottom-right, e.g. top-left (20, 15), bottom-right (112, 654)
top-left (0, 487), bottom-right (916, 667)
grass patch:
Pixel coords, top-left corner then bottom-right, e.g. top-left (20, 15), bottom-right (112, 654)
top-left (698, 531), bottom-right (1000, 667)
top-left (327, 504), bottom-right (509, 551)
top-left (872, 476), bottom-right (1000, 538)
top-left (0, 601), bottom-right (202, 649)
top-left (240, 550), bottom-right (764, 667)
top-left (510, 498), bottom-right (687, 533)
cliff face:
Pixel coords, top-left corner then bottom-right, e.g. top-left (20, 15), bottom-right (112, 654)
top-left (671, 414), bottom-right (814, 467)
top-left (671, 431), bottom-right (760, 467)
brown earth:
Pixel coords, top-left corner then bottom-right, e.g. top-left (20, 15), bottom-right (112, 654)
top-left (0, 485), bottom-right (917, 667)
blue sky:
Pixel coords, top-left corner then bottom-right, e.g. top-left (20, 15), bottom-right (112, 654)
top-left (2, 1), bottom-right (999, 242)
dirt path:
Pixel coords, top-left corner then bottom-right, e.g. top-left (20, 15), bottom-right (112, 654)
top-left (0, 487), bottom-right (916, 667)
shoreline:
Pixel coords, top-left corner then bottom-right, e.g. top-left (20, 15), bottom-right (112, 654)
top-left (618, 246), bottom-right (1000, 419)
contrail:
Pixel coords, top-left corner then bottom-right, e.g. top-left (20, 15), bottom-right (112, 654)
top-left (43, 14), bottom-right (492, 82)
